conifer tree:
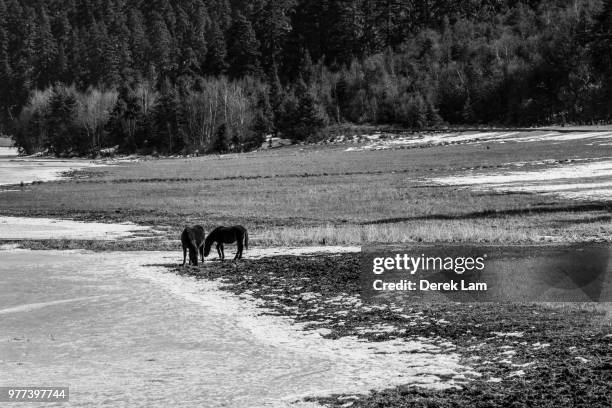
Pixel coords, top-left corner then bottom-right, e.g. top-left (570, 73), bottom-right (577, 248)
top-left (0, 0), bottom-right (11, 126)
top-left (46, 85), bottom-right (80, 154)
top-left (128, 9), bottom-right (149, 75)
top-left (106, 86), bottom-right (142, 151)
top-left (153, 81), bottom-right (182, 153)
top-left (252, 0), bottom-right (295, 74)
top-left (268, 65), bottom-right (285, 135)
top-left (213, 123), bottom-right (229, 153)
top-left (33, 5), bottom-right (58, 88)
top-left (590, 1), bottom-right (612, 111)
top-left (251, 90), bottom-right (273, 147)
top-left (205, 22), bottom-right (228, 75)
top-left (277, 80), bottom-right (325, 141)
top-left (226, 12), bottom-right (261, 79)
top-left (148, 12), bottom-right (174, 78)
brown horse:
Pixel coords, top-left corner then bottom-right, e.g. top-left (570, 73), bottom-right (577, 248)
top-left (181, 225), bottom-right (205, 266)
top-left (203, 225), bottom-right (248, 260)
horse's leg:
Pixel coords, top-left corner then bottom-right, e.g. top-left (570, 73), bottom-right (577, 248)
top-left (199, 245), bottom-right (204, 263)
top-left (216, 243), bottom-right (222, 261)
top-left (182, 246), bottom-right (187, 266)
top-left (220, 243), bottom-right (225, 261)
top-left (235, 239), bottom-right (243, 260)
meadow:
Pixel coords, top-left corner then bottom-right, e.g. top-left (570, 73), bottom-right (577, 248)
top-left (0, 131), bottom-right (610, 247)
top-left (1, 131), bottom-right (610, 408)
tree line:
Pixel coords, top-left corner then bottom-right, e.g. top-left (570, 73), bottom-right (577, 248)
top-left (2, 0), bottom-right (612, 155)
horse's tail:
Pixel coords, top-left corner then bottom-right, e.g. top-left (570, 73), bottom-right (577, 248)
top-left (244, 230), bottom-right (248, 251)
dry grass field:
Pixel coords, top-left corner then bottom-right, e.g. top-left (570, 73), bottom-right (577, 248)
top-left (1, 131), bottom-right (610, 407)
top-left (0, 131), bottom-right (610, 247)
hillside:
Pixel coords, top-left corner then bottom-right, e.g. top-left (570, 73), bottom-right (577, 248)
top-left (2, 0), bottom-right (612, 155)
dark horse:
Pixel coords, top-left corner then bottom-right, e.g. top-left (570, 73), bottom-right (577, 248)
top-left (204, 225), bottom-right (248, 260)
top-left (181, 225), bottom-right (205, 266)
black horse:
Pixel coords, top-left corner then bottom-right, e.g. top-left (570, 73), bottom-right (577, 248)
top-left (181, 225), bottom-right (206, 266)
top-left (204, 225), bottom-right (248, 260)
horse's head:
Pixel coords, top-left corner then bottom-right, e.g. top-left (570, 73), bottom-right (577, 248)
top-left (203, 236), bottom-right (212, 257)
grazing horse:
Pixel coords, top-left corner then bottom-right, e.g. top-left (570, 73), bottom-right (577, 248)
top-left (203, 225), bottom-right (248, 260)
top-left (181, 225), bottom-right (206, 266)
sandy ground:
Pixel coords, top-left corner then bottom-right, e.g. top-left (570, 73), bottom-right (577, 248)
top-left (432, 158), bottom-right (612, 201)
top-left (0, 216), bottom-right (152, 240)
top-left (0, 249), bottom-right (465, 407)
top-left (344, 130), bottom-right (612, 151)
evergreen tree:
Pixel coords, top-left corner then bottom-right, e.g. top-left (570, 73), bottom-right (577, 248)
top-left (148, 11), bottom-right (174, 79)
top-left (66, 28), bottom-right (87, 87)
top-left (107, 1), bottom-right (133, 82)
top-left (0, 0), bottom-right (11, 126)
top-left (226, 12), bottom-right (261, 79)
top-left (32, 5), bottom-right (58, 88)
top-left (46, 85), bottom-right (82, 154)
top-left (153, 81), bottom-right (182, 153)
top-left (181, 2), bottom-right (208, 76)
top-left (325, 0), bottom-right (365, 66)
top-left (128, 9), bottom-right (149, 75)
top-left (3, 0), bottom-right (612, 142)
top-left (268, 65), bottom-right (285, 135)
top-left (106, 86), bottom-right (142, 151)
top-left (361, 0), bottom-right (383, 54)
top-left (252, 0), bottom-right (295, 74)
top-left (285, 0), bottom-right (329, 65)
top-left (204, 22), bottom-right (228, 75)
top-left (50, 13), bottom-right (72, 82)
top-left (590, 1), bottom-right (612, 113)
top-left (213, 123), bottom-right (229, 153)
top-left (277, 80), bottom-right (325, 141)
top-left (208, 0), bottom-right (232, 32)
top-left (251, 90), bottom-right (273, 147)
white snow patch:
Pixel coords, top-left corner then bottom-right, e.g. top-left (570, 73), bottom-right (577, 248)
top-left (432, 159), bottom-right (612, 201)
top-left (433, 160), bottom-right (612, 186)
top-left (344, 131), bottom-right (612, 151)
top-left (575, 357), bottom-right (590, 364)
top-left (139, 266), bottom-right (468, 392)
top-left (300, 292), bottom-right (320, 301)
top-left (0, 216), bottom-right (151, 240)
top-left (0, 157), bottom-right (103, 186)
top-left (0, 296), bottom-right (107, 315)
top-left (246, 246), bottom-right (360, 259)
top-left (508, 370), bottom-right (526, 378)
top-left (512, 362), bottom-right (535, 368)
top-left (2, 249), bottom-right (469, 406)
top-left (532, 342), bottom-right (550, 350)
top-left (506, 131), bottom-right (612, 143)
top-left (0, 146), bottom-right (18, 157)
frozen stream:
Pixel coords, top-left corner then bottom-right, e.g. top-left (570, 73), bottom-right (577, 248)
top-left (0, 248), bottom-right (463, 407)
top-left (0, 147), bottom-right (101, 187)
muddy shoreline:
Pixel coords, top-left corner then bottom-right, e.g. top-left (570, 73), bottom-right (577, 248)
top-left (173, 254), bottom-right (612, 407)
top-left (1, 213), bottom-right (610, 406)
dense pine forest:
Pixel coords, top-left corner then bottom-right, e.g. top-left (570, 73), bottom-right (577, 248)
top-left (1, 0), bottom-right (612, 155)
